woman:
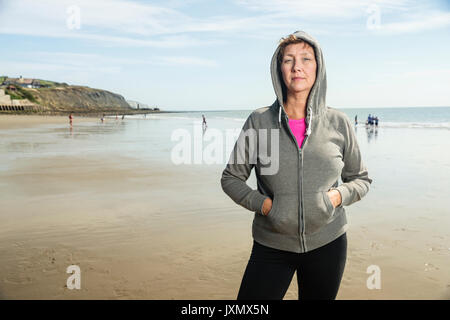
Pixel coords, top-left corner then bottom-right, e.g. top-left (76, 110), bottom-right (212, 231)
top-left (220, 30), bottom-right (373, 300)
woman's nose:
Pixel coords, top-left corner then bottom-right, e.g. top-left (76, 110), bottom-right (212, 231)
top-left (293, 60), bottom-right (302, 72)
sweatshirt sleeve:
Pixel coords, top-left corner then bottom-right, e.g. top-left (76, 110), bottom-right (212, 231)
top-left (220, 114), bottom-right (269, 214)
top-left (332, 115), bottom-right (373, 207)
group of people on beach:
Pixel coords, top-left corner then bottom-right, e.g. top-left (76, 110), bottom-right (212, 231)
top-left (101, 113), bottom-right (126, 122)
top-left (68, 113), bottom-right (126, 125)
top-left (354, 114), bottom-right (379, 127)
top-left (366, 114), bottom-right (379, 127)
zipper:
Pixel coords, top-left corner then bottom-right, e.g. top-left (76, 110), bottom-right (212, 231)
top-left (299, 107), bottom-right (312, 252)
top-left (281, 108), bottom-right (310, 252)
top-left (299, 131), bottom-right (309, 252)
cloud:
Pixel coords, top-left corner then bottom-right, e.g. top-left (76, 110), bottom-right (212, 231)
top-left (374, 11), bottom-right (450, 34)
top-left (398, 68), bottom-right (450, 78)
top-left (156, 56), bottom-right (218, 67)
top-left (0, 0), bottom-right (278, 38)
top-left (235, 0), bottom-right (450, 35)
top-left (0, 0), bottom-right (220, 47)
top-left (10, 51), bottom-right (218, 69)
top-left (234, 0), bottom-right (411, 18)
top-left (0, 0), bottom-right (448, 46)
top-left (0, 61), bottom-right (122, 74)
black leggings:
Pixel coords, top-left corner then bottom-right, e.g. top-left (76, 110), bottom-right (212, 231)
top-left (237, 233), bottom-right (347, 300)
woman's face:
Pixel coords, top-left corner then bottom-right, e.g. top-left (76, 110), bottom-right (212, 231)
top-left (280, 42), bottom-right (317, 96)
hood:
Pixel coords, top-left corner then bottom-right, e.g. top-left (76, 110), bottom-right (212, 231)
top-left (270, 30), bottom-right (328, 134)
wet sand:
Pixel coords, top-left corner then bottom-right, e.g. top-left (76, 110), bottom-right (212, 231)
top-left (0, 114), bottom-right (99, 130)
top-left (0, 115), bottom-right (449, 299)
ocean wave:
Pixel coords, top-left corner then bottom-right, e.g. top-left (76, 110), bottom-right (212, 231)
top-left (119, 114), bottom-right (247, 122)
top-left (120, 114), bottom-right (197, 121)
top-left (117, 115), bottom-right (449, 129)
top-left (208, 116), bottom-right (246, 122)
top-left (359, 122), bottom-right (450, 129)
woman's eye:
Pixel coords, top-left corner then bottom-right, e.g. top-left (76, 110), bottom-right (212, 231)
top-left (284, 60), bottom-right (292, 63)
top-left (303, 58), bottom-right (311, 61)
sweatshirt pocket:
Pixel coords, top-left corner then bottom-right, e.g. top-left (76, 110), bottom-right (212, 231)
top-left (322, 190), bottom-right (336, 216)
top-left (266, 195), bottom-right (278, 218)
top-left (264, 194), bottom-right (299, 235)
top-left (303, 191), bottom-right (336, 235)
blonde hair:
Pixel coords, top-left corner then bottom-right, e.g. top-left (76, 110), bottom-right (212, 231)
top-left (277, 34), bottom-right (314, 65)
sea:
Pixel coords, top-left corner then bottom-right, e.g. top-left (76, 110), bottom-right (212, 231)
top-left (1, 106), bottom-right (449, 166)
top-left (128, 106), bottom-right (450, 129)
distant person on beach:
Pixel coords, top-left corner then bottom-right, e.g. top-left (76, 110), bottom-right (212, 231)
top-left (202, 114), bottom-right (207, 128)
top-left (101, 114), bottom-right (105, 123)
top-left (69, 113), bottom-right (73, 126)
top-left (221, 31), bottom-right (372, 300)
top-left (375, 116), bottom-right (379, 127)
top-left (355, 115), bottom-right (358, 126)
top-left (122, 114), bottom-right (125, 120)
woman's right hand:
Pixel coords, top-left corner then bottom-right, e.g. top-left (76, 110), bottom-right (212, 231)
top-left (261, 197), bottom-right (273, 216)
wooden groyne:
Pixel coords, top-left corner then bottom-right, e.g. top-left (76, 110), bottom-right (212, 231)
top-left (0, 104), bottom-right (38, 112)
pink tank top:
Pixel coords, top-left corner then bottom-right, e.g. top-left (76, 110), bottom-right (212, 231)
top-left (288, 118), bottom-right (306, 149)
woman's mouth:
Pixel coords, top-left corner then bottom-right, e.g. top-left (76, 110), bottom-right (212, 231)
top-left (292, 77), bottom-right (305, 81)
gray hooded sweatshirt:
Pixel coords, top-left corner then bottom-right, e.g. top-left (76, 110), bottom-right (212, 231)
top-left (220, 30), bottom-right (373, 253)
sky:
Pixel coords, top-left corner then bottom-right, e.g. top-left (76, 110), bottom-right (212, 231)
top-left (0, 0), bottom-right (449, 111)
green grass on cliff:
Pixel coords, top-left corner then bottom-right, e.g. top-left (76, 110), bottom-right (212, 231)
top-left (39, 79), bottom-right (68, 87)
top-left (5, 85), bottom-right (37, 103)
top-left (1, 75), bottom-right (67, 88)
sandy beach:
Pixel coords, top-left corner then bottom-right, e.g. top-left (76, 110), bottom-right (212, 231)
top-left (0, 115), bottom-right (100, 130)
top-left (0, 114), bottom-right (449, 299)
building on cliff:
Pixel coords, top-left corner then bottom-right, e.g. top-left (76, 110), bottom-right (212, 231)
top-left (2, 76), bottom-right (46, 89)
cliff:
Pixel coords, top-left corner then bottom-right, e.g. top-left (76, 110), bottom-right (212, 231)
top-left (29, 86), bottom-right (133, 113)
top-left (0, 75), bottom-right (159, 114)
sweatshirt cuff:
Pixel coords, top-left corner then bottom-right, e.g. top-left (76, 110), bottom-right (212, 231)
top-left (331, 185), bottom-right (351, 208)
top-left (252, 192), bottom-right (269, 215)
